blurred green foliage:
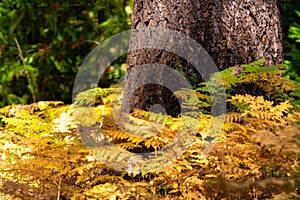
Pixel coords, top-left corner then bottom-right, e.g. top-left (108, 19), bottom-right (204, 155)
top-left (0, 0), bottom-right (132, 107)
top-left (284, 0), bottom-right (300, 81)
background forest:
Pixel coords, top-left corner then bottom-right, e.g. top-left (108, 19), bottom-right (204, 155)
top-left (0, 0), bottom-right (133, 107)
top-left (0, 0), bottom-right (300, 199)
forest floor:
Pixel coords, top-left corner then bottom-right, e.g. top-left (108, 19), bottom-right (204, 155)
top-left (0, 100), bottom-right (299, 200)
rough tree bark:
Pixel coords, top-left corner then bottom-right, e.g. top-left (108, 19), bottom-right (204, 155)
top-left (123, 0), bottom-right (283, 116)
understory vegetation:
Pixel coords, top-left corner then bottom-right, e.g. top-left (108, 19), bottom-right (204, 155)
top-left (0, 60), bottom-right (299, 199)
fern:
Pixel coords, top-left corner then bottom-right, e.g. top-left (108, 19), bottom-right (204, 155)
top-left (222, 93), bottom-right (300, 138)
top-left (74, 87), bottom-right (117, 106)
top-left (222, 121), bottom-right (247, 134)
top-left (229, 94), bottom-right (292, 123)
top-left (216, 58), bottom-right (285, 90)
top-left (2, 110), bottom-right (51, 138)
top-left (197, 58), bottom-right (297, 110)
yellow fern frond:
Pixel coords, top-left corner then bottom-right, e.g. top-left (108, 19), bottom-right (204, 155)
top-left (226, 112), bottom-right (244, 123)
top-left (222, 121), bottom-right (247, 135)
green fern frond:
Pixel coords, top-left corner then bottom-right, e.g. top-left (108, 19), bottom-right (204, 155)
top-left (74, 87), bottom-right (117, 106)
top-left (199, 58), bottom-right (295, 102)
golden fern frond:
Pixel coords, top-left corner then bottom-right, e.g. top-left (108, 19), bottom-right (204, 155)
top-left (226, 112), bottom-right (244, 123)
top-left (118, 142), bottom-right (142, 150)
top-left (222, 121), bottom-right (247, 134)
top-left (144, 129), bottom-right (175, 149)
top-left (245, 118), bottom-right (282, 132)
top-left (2, 110), bottom-right (51, 138)
top-left (104, 130), bottom-right (131, 141)
top-left (229, 94), bottom-right (292, 123)
top-left (91, 174), bottom-right (125, 185)
top-left (128, 114), bottom-right (152, 126)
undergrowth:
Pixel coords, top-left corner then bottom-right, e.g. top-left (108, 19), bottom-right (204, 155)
top-left (0, 59), bottom-right (299, 199)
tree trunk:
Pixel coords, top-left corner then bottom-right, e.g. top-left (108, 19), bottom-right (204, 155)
top-left (123, 0), bottom-right (283, 115)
